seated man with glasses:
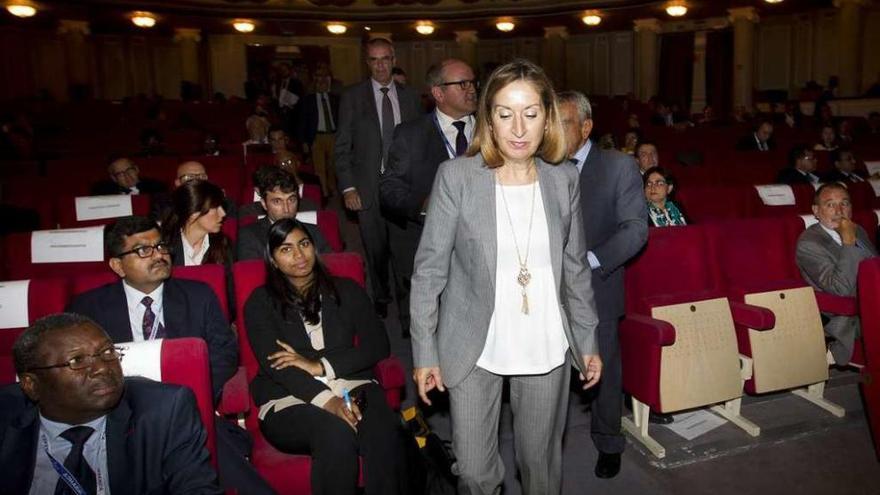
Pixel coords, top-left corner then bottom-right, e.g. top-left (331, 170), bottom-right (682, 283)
top-left (776, 145), bottom-right (821, 185)
top-left (151, 160), bottom-right (238, 221)
top-left (91, 156), bottom-right (167, 196)
top-left (0, 312), bottom-right (222, 494)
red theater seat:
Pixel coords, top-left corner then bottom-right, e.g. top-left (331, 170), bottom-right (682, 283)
top-left (0, 278), bottom-right (70, 371)
top-left (857, 258), bottom-right (880, 459)
top-left (2, 231), bottom-right (108, 281)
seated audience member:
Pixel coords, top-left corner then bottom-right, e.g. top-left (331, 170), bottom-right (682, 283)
top-left (245, 103), bottom-right (271, 145)
top-left (644, 166), bottom-right (687, 227)
top-left (238, 166), bottom-right (329, 260)
top-left (837, 119), bottom-right (855, 146)
top-left (650, 101), bottom-right (674, 127)
top-left (823, 149), bottom-right (867, 184)
top-left (696, 105), bottom-right (717, 126)
top-left (634, 141), bottom-right (659, 175)
top-left (627, 113), bottom-right (641, 129)
top-left (817, 104), bottom-right (834, 128)
top-left (736, 120), bottom-right (775, 151)
top-left (203, 133), bottom-right (222, 156)
top-left (91, 157), bottom-right (167, 196)
top-left (244, 218), bottom-right (410, 495)
top-left (620, 129), bottom-right (640, 155)
top-left (161, 181), bottom-right (234, 269)
top-left (152, 161), bottom-right (238, 220)
top-left (813, 125), bottom-right (839, 151)
top-left (135, 128), bottom-right (167, 157)
top-left (269, 125), bottom-right (292, 155)
top-left (781, 100), bottom-right (804, 129)
top-left (598, 133), bottom-right (616, 150)
top-left (731, 105), bottom-right (751, 124)
top-left (275, 148), bottom-right (303, 177)
top-left (796, 183), bottom-right (878, 366)
top-left (1, 313), bottom-right (222, 494)
top-left (867, 111), bottom-right (880, 135)
top-left (776, 145), bottom-right (821, 185)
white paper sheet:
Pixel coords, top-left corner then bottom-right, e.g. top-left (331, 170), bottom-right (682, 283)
top-left (800, 214), bottom-right (819, 228)
top-left (0, 280), bottom-right (30, 329)
top-left (865, 161), bottom-right (880, 177)
top-left (120, 339), bottom-right (163, 381)
top-left (870, 178), bottom-right (880, 198)
top-left (754, 184), bottom-right (796, 206)
top-left (662, 409), bottom-right (728, 441)
top-left (75, 195), bottom-right (133, 221)
top-left (296, 211), bottom-right (318, 225)
top-left (31, 226), bottom-right (105, 263)
top-left (874, 209), bottom-right (880, 226)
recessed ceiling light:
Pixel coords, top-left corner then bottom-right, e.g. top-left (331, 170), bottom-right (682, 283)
top-left (496, 21), bottom-right (515, 32)
top-left (582, 11), bottom-right (602, 26)
top-left (666, 1), bottom-right (687, 17)
top-left (6, 3), bottom-right (36, 17)
top-left (131, 11), bottom-right (157, 28)
top-left (233, 19), bottom-right (255, 33)
top-left (415, 21), bottom-right (435, 35)
top-left (327, 23), bottom-right (347, 35)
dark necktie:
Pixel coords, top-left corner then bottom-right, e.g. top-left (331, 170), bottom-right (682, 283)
top-left (320, 93), bottom-right (335, 132)
top-left (380, 87), bottom-right (395, 168)
top-left (452, 120), bottom-right (468, 156)
top-left (569, 158), bottom-right (579, 166)
top-left (54, 426), bottom-right (97, 495)
top-left (141, 296), bottom-right (164, 340)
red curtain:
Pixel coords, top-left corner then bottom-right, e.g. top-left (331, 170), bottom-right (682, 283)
top-left (658, 31), bottom-right (695, 111)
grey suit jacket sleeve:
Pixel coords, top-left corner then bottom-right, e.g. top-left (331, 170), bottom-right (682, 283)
top-left (563, 167), bottom-right (599, 357)
top-left (592, 153), bottom-right (648, 278)
top-left (409, 162), bottom-right (460, 368)
top-left (796, 226), bottom-right (877, 296)
top-left (333, 88), bottom-right (358, 192)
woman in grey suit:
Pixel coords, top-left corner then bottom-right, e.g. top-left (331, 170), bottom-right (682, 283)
top-left (410, 59), bottom-right (602, 495)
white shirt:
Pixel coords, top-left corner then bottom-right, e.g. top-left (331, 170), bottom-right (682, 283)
top-left (180, 231), bottom-right (210, 266)
top-left (435, 108), bottom-right (474, 159)
top-left (820, 224), bottom-right (843, 246)
top-left (316, 93), bottom-right (335, 132)
top-left (123, 280), bottom-right (165, 342)
top-left (797, 169), bottom-right (821, 184)
top-left (476, 183), bottom-right (569, 374)
top-left (371, 79), bottom-right (401, 133)
top-left (30, 414), bottom-right (109, 495)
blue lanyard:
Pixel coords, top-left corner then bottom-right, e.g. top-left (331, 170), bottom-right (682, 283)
top-left (433, 113), bottom-right (458, 159)
top-left (41, 430), bottom-right (106, 495)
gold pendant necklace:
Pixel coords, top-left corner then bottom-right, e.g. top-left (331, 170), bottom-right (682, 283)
top-left (497, 171), bottom-right (537, 315)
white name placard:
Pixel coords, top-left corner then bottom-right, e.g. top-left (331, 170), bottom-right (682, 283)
top-left (75, 195), bottom-right (133, 221)
top-left (870, 178), bottom-right (880, 198)
top-left (754, 184), bottom-right (796, 206)
top-left (120, 339), bottom-right (164, 381)
top-left (0, 280), bottom-right (30, 329)
top-left (296, 211), bottom-right (318, 225)
top-left (31, 226), bottom-right (105, 263)
top-left (865, 161), bottom-right (880, 177)
top-left (800, 215), bottom-right (819, 228)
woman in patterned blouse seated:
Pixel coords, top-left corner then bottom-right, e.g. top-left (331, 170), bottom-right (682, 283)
top-left (643, 166), bottom-right (687, 227)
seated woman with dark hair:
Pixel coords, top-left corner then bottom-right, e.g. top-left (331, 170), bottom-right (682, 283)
top-left (244, 218), bottom-right (409, 495)
top-left (644, 166), bottom-right (687, 227)
top-left (162, 180), bottom-right (234, 267)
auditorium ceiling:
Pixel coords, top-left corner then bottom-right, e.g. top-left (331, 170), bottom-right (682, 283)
top-left (4, 0), bottom-right (835, 40)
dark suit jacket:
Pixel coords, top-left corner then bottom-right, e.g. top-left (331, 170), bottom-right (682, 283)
top-left (334, 79), bottom-right (422, 209)
top-left (579, 144), bottom-right (649, 320)
top-left (736, 133), bottom-right (776, 151)
top-left (66, 279), bottom-right (238, 402)
top-left (236, 217), bottom-right (331, 261)
top-left (296, 92), bottom-right (339, 146)
top-left (244, 278), bottom-right (389, 407)
top-left (379, 111), bottom-right (451, 225)
top-left (91, 178), bottom-right (167, 196)
top-left (822, 169), bottom-right (868, 184)
top-left (0, 378), bottom-right (221, 495)
top-left (776, 167), bottom-right (818, 185)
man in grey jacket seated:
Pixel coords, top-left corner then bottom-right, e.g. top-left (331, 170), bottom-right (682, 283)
top-left (796, 182), bottom-right (878, 366)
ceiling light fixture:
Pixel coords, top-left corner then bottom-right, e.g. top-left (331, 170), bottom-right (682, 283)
top-left (582, 11), bottom-right (602, 26)
top-left (327, 23), bottom-right (347, 34)
top-left (131, 11), bottom-right (157, 28)
top-left (665, 1), bottom-right (687, 17)
top-left (764, 0), bottom-right (783, 3)
top-left (415, 21), bottom-right (434, 35)
top-left (233, 19), bottom-right (255, 33)
top-left (496, 20), bottom-right (515, 32)
top-left (6, 2), bottom-right (36, 17)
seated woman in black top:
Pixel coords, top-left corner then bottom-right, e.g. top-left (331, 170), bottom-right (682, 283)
top-left (244, 218), bottom-right (409, 495)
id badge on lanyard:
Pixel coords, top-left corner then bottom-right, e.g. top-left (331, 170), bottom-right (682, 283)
top-left (41, 432), bottom-right (107, 495)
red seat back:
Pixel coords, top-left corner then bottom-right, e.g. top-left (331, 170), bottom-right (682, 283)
top-left (0, 278), bottom-right (70, 358)
top-left (2, 231), bottom-right (108, 281)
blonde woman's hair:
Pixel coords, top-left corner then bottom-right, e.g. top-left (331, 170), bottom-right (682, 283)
top-left (468, 59), bottom-right (567, 168)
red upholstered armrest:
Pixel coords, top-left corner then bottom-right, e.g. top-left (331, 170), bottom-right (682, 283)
top-left (814, 291), bottom-right (858, 316)
top-left (217, 367), bottom-right (250, 416)
top-left (619, 314), bottom-right (676, 412)
top-left (620, 314), bottom-right (676, 346)
top-left (374, 356), bottom-right (406, 390)
top-left (729, 301), bottom-right (775, 331)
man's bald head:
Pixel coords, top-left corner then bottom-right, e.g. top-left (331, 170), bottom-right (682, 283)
top-left (175, 161), bottom-right (208, 187)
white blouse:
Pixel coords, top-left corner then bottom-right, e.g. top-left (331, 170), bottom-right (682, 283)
top-left (476, 183), bottom-right (569, 375)
top-left (180, 231), bottom-right (209, 266)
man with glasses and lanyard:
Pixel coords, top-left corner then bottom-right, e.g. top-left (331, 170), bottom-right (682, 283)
top-left (0, 312), bottom-right (222, 494)
top-left (67, 216), bottom-right (274, 495)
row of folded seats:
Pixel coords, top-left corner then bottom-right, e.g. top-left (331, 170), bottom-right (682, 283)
top-left (0, 254), bottom-right (405, 494)
top-left (620, 215), bottom-right (878, 458)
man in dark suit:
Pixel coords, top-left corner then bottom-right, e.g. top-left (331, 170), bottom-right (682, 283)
top-left (297, 71), bottom-right (340, 197)
top-left (823, 148), bottom-right (868, 184)
top-left (559, 91), bottom-right (648, 479)
top-left (380, 58), bottom-right (477, 336)
top-left (91, 157), bottom-right (168, 196)
top-left (237, 166), bottom-right (330, 261)
top-left (1, 313), bottom-right (221, 494)
top-left (736, 120), bottom-right (776, 151)
top-left (777, 144), bottom-right (821, 185)
top-left (334, 37), bottom-right (423, 318)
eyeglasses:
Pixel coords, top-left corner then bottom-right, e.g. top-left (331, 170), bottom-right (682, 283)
top-left (178, 173), bottom-right (208, 183)
top-left (645, 180), bottom-right (668, 188)
top-left (440, 79), bottom-right (479, 91)
top-left (27, 346), bottom-right (125, 372)
top-left (111, 166), bottom-right (137, 179)
top-left (115, 242), bottom-right (172, 259)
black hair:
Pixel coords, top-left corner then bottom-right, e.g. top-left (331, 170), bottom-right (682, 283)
top-left (265, 218), bottom-right (338, 325)
top-left (787, 144), bottom-right (811, 169)
top-left (13, 313), bottom-right (102, 373)
top-left (830, 146), bottom-right (854, 165)
top-left (161, 181), bottom-right (230, 265)
top-left (254, 166), bottom-right (299, 199)
top-left (105, 215), bottom-right (161, 257)
top-left (635, 140), bottom-right (657, 156)
top-left (392, 67), bottom-right (406, 77)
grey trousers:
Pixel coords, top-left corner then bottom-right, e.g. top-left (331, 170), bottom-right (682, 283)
top-left (449, 360), bottom-right (571, 495)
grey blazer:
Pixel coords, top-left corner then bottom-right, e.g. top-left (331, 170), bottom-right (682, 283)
top-left (796, 222), bottom-right (878, 297)
top-left (410, 154), bottom-right (599, 388)
top-left (333, 79), bottom-right (423, 209)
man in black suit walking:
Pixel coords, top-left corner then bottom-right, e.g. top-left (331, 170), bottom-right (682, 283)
top-left (380, 58), bottom-right (477, 336)
top-left (559, 91), bottom-right (648, 479)
top-left (1, 313), bottom-right (222, 494)
top-left (334, 37), bottom-right (423, 318)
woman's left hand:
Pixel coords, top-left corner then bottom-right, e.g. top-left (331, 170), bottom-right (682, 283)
top-left (579, 354), bottom-right (603, 390)
top-left (268, 339), bottom-right (323, 376)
